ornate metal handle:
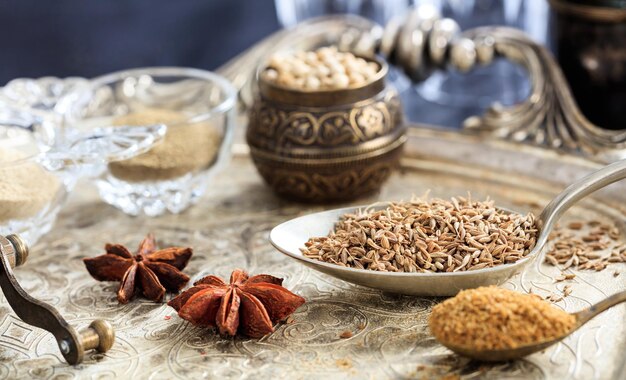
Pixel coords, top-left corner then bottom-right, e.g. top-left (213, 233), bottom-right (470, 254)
top-left (0, 234), bottom-right (115, 365)
top-left (355, 6), bottom-right (626, 163)
top-left (218, 7), bottom-right (626, 163)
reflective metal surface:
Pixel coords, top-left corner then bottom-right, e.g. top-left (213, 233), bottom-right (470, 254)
top-left (270, 158), bottom-right (626, 296)
top-left (248, 56), bottom-right (405, 202)
top-left (0, 128), bottom-right (623, 379)
top-left (218, 12), bottom-right (626, 163)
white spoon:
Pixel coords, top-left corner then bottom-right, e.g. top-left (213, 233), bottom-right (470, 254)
top-left (270, 159), bottom-right (626, 296)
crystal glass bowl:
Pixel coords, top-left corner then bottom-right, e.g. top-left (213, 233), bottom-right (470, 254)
top-left (0, 122), bottom-right (70, 245)
top-left (0, 107), bottom-right (165, 245)
top-left (65, 67), bottom-right (237, 216)
top-left (0, 77), bottom-right (167, 244)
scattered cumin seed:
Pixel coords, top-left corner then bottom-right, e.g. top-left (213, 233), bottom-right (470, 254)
top-left (555, 272), bottom-right (576, 282)
top-left (429, 286), bottom-right (575, 351)
top-left (567, 221), bottom-right (583, 230)
top-left (339, 330), bottom-right (353, 339)
top-left (582, 235), bottom-right (600, 242)
top-left (563, 285), bottom-right (573, 297)
top-left (547, 293), bottom-right (563, 303)
top-left (614, 271), bottom-right (620, 277)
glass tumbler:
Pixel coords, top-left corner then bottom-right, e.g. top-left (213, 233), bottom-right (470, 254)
top-left (65, 67), bottom-right (237, 217)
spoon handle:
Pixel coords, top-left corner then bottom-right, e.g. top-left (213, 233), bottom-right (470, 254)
top-left (575, 290), bottom-right (626, 326)
top-left (537, 159), bottom-right (626, 247)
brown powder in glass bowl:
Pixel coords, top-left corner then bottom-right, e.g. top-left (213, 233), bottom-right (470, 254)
top-left (429, 286), bottom-right (576, 351)
top-left (108, 109), bottom-right (221, 182)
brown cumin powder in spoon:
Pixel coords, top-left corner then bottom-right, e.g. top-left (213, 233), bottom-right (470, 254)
top-left (429, 286), bottom-right (575, 351)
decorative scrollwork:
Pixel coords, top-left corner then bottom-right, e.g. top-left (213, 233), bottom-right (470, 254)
top-left (251, 147), bottom-right (401, 202)
top-left (231, 8), bottom-right (626, 163)
top-left (1, 137), bottom-right (625, 378)
top-left (246, 75), bottom-right (404, 201)
top-left (362, 6), bottom-right (626, 163)
top-left (248, 89), bottom-right (401, 152)
top-left (460, 27), bottom-right (626, 163)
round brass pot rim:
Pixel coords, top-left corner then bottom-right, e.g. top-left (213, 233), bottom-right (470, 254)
top-left (256, 55), bottom-right (389, 107)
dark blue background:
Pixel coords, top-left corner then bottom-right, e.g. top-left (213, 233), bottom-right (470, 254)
top-left (0, 0), bottom-right (280, 83)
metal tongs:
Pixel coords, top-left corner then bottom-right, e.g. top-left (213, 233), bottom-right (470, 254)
top-left (0, 234), bottom-right (114, 365)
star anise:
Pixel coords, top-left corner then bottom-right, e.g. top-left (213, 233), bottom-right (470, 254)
top-left (168, 269), bottom-right (305, 338)
top-left (83, 234), bottom-right (193, 304)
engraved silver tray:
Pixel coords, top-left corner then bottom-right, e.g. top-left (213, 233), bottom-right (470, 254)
top-left (0, 127), bottom-right (624, 379)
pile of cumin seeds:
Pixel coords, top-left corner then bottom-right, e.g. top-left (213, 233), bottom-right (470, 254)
top-left (301, 196), bottom-right (538, 273)
top-left (429, 286), bottom-right (575, 350)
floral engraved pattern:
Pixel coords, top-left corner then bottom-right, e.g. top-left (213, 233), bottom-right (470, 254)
top-left (254, 158), bottom-right (397, 201)
top-left (255, 106), bottom-right (283, 139)
top-left (0, 151), bottom-right (623, 379)
top-left (282, 113), bottom-right (319, 146)
top-left (247, 89), bottom-right (401, 150)
top-left (246, 87), bottom-right (404, 201)
top-left (355, 105), bottom-right (386, 139)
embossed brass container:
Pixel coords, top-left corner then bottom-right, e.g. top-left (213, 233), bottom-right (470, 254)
top-left (247, 57), bottom-right (405, 202)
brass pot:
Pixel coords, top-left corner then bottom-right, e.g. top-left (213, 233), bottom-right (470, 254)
top-left (246, 57), bottom-right (405, 202)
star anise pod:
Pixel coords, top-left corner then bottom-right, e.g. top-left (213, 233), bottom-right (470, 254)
top-left (83, 233), bottom-right (193, 304)
top-left (168, 269), bottom-right (305, 338)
